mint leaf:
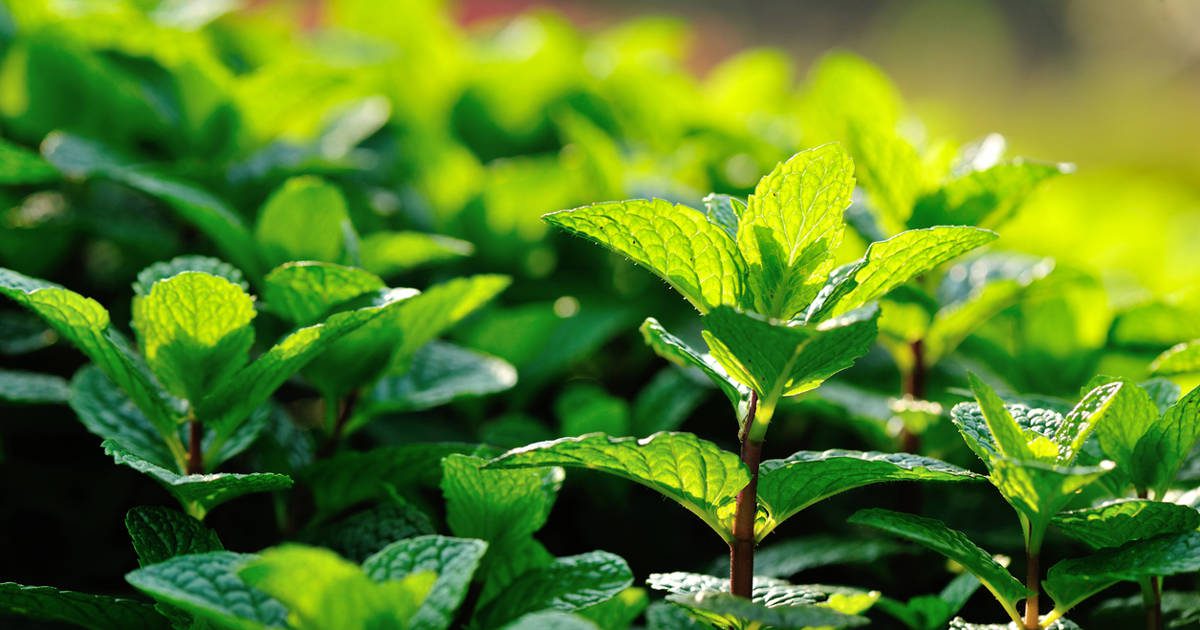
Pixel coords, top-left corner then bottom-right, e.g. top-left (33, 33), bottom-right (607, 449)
top-left (301, 500), bottom-right (435, 563)
top-left (0, 267), bottom-right (177, 435)
top-left (988, 457), bottom-right (1113, 541)
top-left (305, 443), bottom-right (477, 518)
top-left (544, 199), bottom-right (745, 313)
top-left (756, 450), bottom-right (980, 539)
top-left (810, 226), bottom-right (997, 320)
top-left (126, 551), bottom-right (288, 630)
top-left (1045, 531), bottom-right (1200, 614)
top-left (133, 256), bottom-right (249, 297)
top-left (132, 271), bottom-right (256, 404)
top-left (909, 160), bottom-right (1068, 229)
top-left (0, 368), bottom-right (69, 404)
top-left (702, 304), bottom-right (878, 404)
top-left (364, 535), bottom-right (488, 630)
top-left (488, 432), bottom-right (749, 541)
top-left (41, 133), bottom-right (262, 277)
top-left (1052, 499), bottom-right (1200, 550)
top-left (442, 453), bottom-right (560, 546)
top-left (69, 367), bottom-right (177, 469)
top-left (849, 509), bottom-right (1028, 616)
top-left (239, 544), bottom-right (435, 630)
top-left (503, 611), bottom-right (600, 629)
top-left (105, 440), bottom-right (292, 518)
top-left (0, 582), bottom-right (167, 630)
top-left (473, 551), bottom-right (633, 628)
top-left (665, 591), bottom-right (868, 629)
top-left (639, 317), bottom-right (750, 417)
top-left (254, 176), bottom-right (353, 268)
top-left (736, 144), bottom-right (854, 319)
top-left (1151, 340), bottom-right (1200, 376)
top-left (125, 506), bottom-right (223, 567)
top-left (360, 231), bottom-right (474, 277)
top-left (263, 262), bottom-right (391, 327)
top-left (961, 373), bottom-right (1036, 461)
top-left (1088, 378), bottom-right (1159, 483)
top-left (0, 137), bottom-right (59, 184)
top-left (578, 587), bottom-right (649, 629)
top-left (364, 341), bottom-right (517, 415)
top-left (846, 123), bottom-right (923, 233)
top-left (702, 194), bottom-right (745, 238)
top-left (631, 368), bottom-right (710, 434)
top-left (1131, 384), bottom-right (1200, 496)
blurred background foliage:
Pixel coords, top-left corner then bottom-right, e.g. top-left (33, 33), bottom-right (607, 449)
top-left (2, 0), bottom-right (1200, 627)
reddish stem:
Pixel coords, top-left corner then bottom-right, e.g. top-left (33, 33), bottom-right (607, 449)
top-left (1024, 552), bottom-right (1040, 629)
top-left (730, 392), bottom-right (761, 598)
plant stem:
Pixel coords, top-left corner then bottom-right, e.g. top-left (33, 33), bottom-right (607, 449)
top-left (899, 338), bottom-right (926, 453)
top-left (1141, 576), bottom-right (1162, 630)
top-left (317, 389), bottom-right (360, 458)
top-left (1024, 550), bottom-right (1040, 630)
top-left (186, 415), bottom-right (203, 475)
top-left (730, 391), bottom-right (761, 599)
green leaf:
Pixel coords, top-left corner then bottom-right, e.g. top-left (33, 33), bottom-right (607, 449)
top-left (105, 440), bottom-right (292, 519)
top-left (961, 373), bottom-right (1036, 462)
top-left (305, 443), bottom-right (477, 518)
top-left (125, 506), bottom-right (223, 567)
top-left (0, 368), bottom-right (69, 404)
top-left (556, 384), bottom-right (631, 437)
top-left (544, 199), bottom-right (745, 313)
top-left (1052, 499), bottom-right (1200, 550)
top-left (301, 500), bottom-right (435, 563)
top-left (303, 274), bottom-right (510, 397)
top-left (41, 133), bottom-right (262, 277)
top-left (196, 288), bottom-right (416, 437)
top-left (756, 450), bottom-right (980, 539)
top-left (665, 592), bottom-right (868, 629)
top-left (1131, 385), bottom-right (1200, 496)
top-left (263, 262), bottom-right (391, 327)
top-left (254, 176), bottom-right (353, 268)
top-left (639, 317), bottom-right (749, 416)
top-left (364, 535), bottom-right (489, 630)
top-left (1088, 378), bottom-right (1159, 484)
top-left (1151, 340), bottom-right (1200, 376)
top-left (578, 587), bottom-right (649, 630)
top-left (702, 193), bottom-right (746, 238)
top-left (1050, 381), bottom-right (1124, 464)
top-left (849, 509), bottom-right (1028, 616)
top-left (846, 123), bottom-right (923, 233)
top-left (702, 305), bottom-right (878, 406)
top-left (134, 256), bottom-right (249, 297)
top-left (487, 432), bottom-right (748, 541)
top-left (0, 582), bottom-right (168, 630)
top-left (364, 341), bottom-right (517, 415)
top-left (909, 160), bottom-right (1068, 229)
top-left (809, 226), bottom-right (997, 320)
top-left (631, 368), bottom-right (710, 434)
top-left (0, 267), bottom-right (177, 436)
top-left (132, 272), bottom-right (256, 403)
top-left (502, 611), bottom-right (600, 629)
top-left (473, 551), bottom-right (633, 628)
top-left (988, 457), bottom-right (1113, 543)
top-left (442, 454), bottom-right (561, 545)
top-left (1045, 531), bottom-right (1200, 614)
top-left (69, 367), bottom-right (177, 469)
top-left (360, 231), bottom-right (474, 277)
top-left (239, 544), bottom-right (435, 630)
top-left (736, 144), bottom-right (855, 319)
top-left (0, 137), bottom-right (60, 184)
top-left (126, 551), bottom-right (289, 630)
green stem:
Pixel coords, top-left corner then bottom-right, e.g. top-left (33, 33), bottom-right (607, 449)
top-left (1024, 549), bottom-right (1040, 629)
top-left (730, 391), bottom-right (761, 599)
top-left (317, 390), bottom-right (360, 458)
top-left (1141, 576), bottom-right (1162, 630)
top-left (186, 414), bottom-right (203, 475)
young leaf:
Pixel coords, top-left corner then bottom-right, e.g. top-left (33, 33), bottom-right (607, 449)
top-left (105, 440), bottom-right (292, 518)
top-left (0, 368), bottom-right (69, 404)
top-left (1052, 499), bottom-right (1200, 550)
top-left (239, 544), bottom-right (436, 630)
top-left (702, 304), bottom-right (878, 404)
top-left (909, 160), bottom-right (1067, 229)
top-left (1131, 385), bottom-right (1200, 495)
top-left (305, 443), bottom-right (477, 518)
top-left (487, 432), bottom-right (749, 541)
top-left (543, 199), bottom-right (745, 313)
top-left (0, 268), bottom-right (177, 435)
top-left (756, 450), bottom-right (980, 539)
top-left (987, 457), bottom-right (1113, 541)
top-left (1044, 531), bottom-right (1200, 614)
top-left (473, 551), bottom-right (633, 628)
top-left (41, 133), bottom-right (262, 277)
top-left (263, 262), bottom-right (390, 327)
top-left (133, 256), bottom-right (249, 298)
top-left (701, 193), bottom-right (745, 238)
top-left (364, 341), bottom-right (517, 415)
top-left (126, 551), bottom-right (289, 630)
top-left (363, 535), bottom-right (489, 630)
top-left (1088, 378), bottom-right (1159, 481)
top-left (254, 176), bottom-right (353, 268)
top-left (846, 123), bottom-right (922, 234)
top-left (1151, 340), bottom-right (1200, 376)
top-left (849, 509), bottom-right (1028, 617)
top-left (125, 506), bottom-right (223, 567)
top-left (665, 591), bottom-right (868, 629)
top-left (1049, 381), bottom-right (1123, 464)
top-left (736, 144), bottom-right (855, 319)
top-left (0, 582), bottom-right (168, 630)
top-left (639, 317), bottom-right (749, 415)
top-left (961, 373), bottom-right (1036, 462)
top-left (132, 272), bottom-right (256, 403)
top-left (359, 231), bottom-right (474, 277)
top-left (808, 226), bottom-right (997, 320)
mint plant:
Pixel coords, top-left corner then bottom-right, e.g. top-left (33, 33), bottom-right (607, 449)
top-left (489, 143), bottom-right (988, 625)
